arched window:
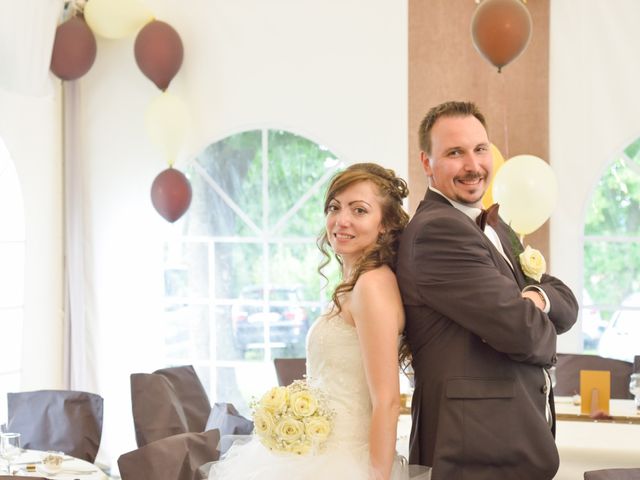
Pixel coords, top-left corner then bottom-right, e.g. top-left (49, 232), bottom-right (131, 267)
top-left (583, 137), bottom-right (640, 362)
top-left (0, 138), bottom-right (25, 423)
top-left (162, 129), bottom-right (342, 412)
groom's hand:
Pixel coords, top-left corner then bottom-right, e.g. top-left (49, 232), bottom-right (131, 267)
top-left (522, 290), bottom-right (546, 311)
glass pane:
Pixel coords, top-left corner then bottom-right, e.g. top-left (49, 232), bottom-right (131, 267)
top-left (268, 242), bottom-right (324, 300)
top-left (581, 304), bottom-right (611, 354)
top-left (584, 156), bottom-right (640, 236)
top-left (164, 241), bottom-right (209, 298)
top-left (185, 131), bottom-right (262, 236)
top-left (584, 241), bottom-right (640, 307)
top-left (0, 308), bottom-right (22, 373)
top-left (0, 372), bottom-right (20, 425)
top-left (268, 130), bottom-right (339, 235)
top-left (215, 363), bottom-right (279, 417)
top-left (163, 303), bottom-right (210, 363)
top-left (214, 243), bottom-right (263, 299)
top-left (0, 243), bottom-right (24, 307)
top-left (216, 305), bottom-right (245, 361)
top-left (596, 302), bottom-right (640, 362)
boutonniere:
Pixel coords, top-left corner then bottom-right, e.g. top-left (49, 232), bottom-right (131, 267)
top-left (518, 245), bottom-right (546, 282)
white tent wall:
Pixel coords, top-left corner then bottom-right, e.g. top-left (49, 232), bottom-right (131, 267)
top-left (550, 0), bottom-right (640, 352)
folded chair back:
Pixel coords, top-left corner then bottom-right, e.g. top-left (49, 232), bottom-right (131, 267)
top-left (273, 357), bottom-right (306, 386)
top-left (584, 468), bottom-right (640, 479)
top-left (118, 429), bottom-right (220, 480)
top-left (7, 390), bottom-right (103, 462)
top-left (131, 365), bottom-right (210, 447)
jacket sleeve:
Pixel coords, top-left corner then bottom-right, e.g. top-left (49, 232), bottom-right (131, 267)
top-left (410, 213), bottom-right (560, 367)
top-left (536, 275), bottom-right (579, 335)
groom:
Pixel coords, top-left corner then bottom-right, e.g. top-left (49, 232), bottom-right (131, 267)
top-left (396, 101), bottom-right (578, 480)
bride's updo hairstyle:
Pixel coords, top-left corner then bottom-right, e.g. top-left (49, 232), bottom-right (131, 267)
top-left (317, 162), bottom-right (409, 314)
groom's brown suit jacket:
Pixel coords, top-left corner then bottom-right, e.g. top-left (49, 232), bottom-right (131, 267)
top-left (396, 190), bottom-right (578, 480)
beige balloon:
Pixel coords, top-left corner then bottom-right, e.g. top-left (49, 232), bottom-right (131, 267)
top-left (145, 92), bottom-right (190, 165)
top-left (492, 155), bottom-right (558, 235)
top-left (85, 0), bottom-right (154, 39)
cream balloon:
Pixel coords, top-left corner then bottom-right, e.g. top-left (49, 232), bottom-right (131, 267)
top-left (85, 0), bottom-right (154, 39)
top-left (492, 155), bottom-right (558, 235)
top-left (145, 92), bottom-right (190, 165)
top-left (481, 143), bottom-right (506, 209)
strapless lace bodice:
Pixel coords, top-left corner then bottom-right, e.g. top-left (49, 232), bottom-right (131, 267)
top-left (306, 313), bottom-right (371, 448)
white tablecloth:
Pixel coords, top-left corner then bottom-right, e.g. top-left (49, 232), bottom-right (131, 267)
top-left (6, 449), bottom-right (108, 480)
top-left (555, 396), bottom-right (640, 479)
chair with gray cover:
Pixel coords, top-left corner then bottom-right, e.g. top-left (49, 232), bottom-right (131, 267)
top-left (273, 357), bottom-right (306, 387)
top-left (205, 402), bottom-right (253, 455)
top-left (6, 390), bottom-right (103, 462)
top-left (130, 365), bottom-right (211, 447)
top-left (554, 353), bottom-right (634, 399)
top-left (584, 468), bottom-right (640, 479)
top-left (118, 429), bottom-right (220, 480)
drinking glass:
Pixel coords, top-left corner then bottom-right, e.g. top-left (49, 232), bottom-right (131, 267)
top-left (630, 373), bottom-right (640, 410)
top-left (0, 432), bottom-right (21, 474)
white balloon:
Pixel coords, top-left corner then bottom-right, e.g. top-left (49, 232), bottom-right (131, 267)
top-left (492, 154), bottom-right (558, 235)
top-left (85, 0), bottom-right (154, 39)
top-left (145, 92), bottom-right (190, 165)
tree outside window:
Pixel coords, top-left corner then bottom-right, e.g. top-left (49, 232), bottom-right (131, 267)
top-left (583, 137), bottom-right (640, 362)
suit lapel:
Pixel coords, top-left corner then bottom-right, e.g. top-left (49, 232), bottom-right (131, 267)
top-left (423, 189), bottom-right (528, 288)
top-left (495, 221), bottom-right (528, 288)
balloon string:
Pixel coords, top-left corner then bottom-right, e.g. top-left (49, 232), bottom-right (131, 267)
top-left (502, 72), bottom-right (509, 159)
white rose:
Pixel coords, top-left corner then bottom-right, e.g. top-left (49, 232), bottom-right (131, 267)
top-left (519, 245), bottom-right (546, 282)
top-left (290, 390), bottom-right (318, 417)
top-left (253, 407), bottom-right (275, 438)
top-left (259, 386), bottom-right (289, 413)
top-left (274, 417), bottom-right (305, 443)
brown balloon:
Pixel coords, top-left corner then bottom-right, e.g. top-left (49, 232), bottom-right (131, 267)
top-left (471, 0), bottom-right (532, 72)
top-left (50, 17), bottom-right (97, 80)
top-left (151, 167), bottom-right (192, 222)
top-left (134, 20), bottom-right (184, 91)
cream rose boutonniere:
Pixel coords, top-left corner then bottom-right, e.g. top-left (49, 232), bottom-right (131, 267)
top-left (519, 245), bottom-right (546, 282)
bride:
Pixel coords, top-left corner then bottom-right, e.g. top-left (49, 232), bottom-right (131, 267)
top-left (209, 163), bottom-right (429, 480)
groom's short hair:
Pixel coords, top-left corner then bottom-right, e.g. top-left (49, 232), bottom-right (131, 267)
top-left (418, 101), bottom-right (487, 155)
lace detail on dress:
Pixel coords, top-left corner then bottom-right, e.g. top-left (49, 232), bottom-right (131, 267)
top-left (305, 312), bottom-right (371, 448)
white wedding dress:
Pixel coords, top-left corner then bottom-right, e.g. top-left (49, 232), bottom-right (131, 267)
top-left (208, 313), bottom-right (430, 480)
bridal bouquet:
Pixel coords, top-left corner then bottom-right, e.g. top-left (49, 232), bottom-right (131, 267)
top-left (252, 380), bottom-right (334, 455)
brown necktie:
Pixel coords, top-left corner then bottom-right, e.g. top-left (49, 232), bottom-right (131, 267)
top-left (476, 203), bottom-right (500, 231)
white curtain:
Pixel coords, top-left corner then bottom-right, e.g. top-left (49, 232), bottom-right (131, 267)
top-left (0, 0), bottom-right (65, 391)
top-left (0, 0), bottom-right (62, 97)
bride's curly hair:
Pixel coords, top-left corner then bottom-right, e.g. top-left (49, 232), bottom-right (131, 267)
top-left (317, 163), bottom-right (412, 366)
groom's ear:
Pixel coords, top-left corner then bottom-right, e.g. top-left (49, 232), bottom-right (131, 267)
top-left (420, 151), bottom-right (433, 177)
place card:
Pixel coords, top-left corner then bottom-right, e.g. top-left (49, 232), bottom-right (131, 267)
top-left (580, 369), bottom-right (610, 415)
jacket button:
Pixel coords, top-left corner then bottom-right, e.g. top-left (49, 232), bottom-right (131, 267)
top-left (541, 384), bottom-right (549, 395)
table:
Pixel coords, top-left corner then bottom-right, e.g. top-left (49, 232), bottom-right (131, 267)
top-left (396, 396), bottom-right (640, 479)
top-left (555, 396), bottom-right (640, 479)
top-left (5, 450), bottom-right (108, 479)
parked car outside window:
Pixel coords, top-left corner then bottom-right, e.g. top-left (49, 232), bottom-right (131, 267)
top-left (231, 285), bottom-right (309, 354)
